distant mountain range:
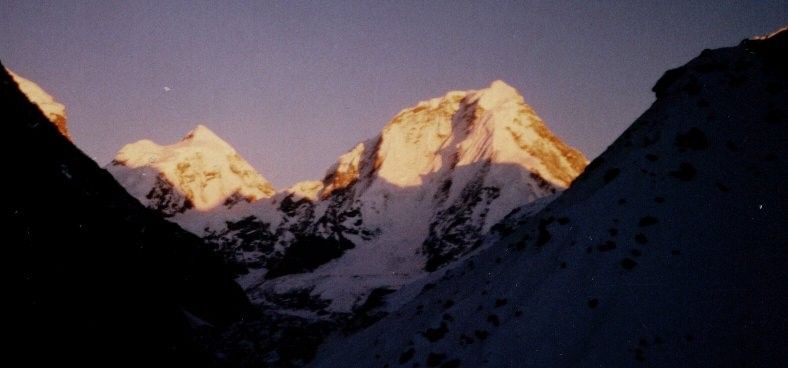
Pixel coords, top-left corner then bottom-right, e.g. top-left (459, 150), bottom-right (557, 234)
top-left (102, 79), bottom-right (589, 366)
top-left (108, 80), bottom-right (587, 317)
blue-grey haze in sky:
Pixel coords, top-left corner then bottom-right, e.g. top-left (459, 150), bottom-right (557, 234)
top-left (1, 1), bottom-right (785, 187)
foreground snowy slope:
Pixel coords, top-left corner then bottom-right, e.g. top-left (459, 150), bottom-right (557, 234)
top-left (311, 28), bottom-right (788, 367)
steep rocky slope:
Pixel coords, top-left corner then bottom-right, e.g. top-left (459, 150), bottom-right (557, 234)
top-left (2, 64), bottom-right (250, 367)
top-left (310, 28), bottom-right (788, 368)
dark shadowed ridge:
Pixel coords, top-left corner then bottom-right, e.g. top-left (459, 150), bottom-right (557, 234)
top-left (310, 28), bottom-right (788, 368)
top-left (1, 64), bottom-right (250, 366)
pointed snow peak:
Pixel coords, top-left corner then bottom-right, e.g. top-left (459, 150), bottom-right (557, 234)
top-left (182, 124), bottom-right (223, 143)
top-left (176, 124), bottom-right (238, 153)
top-left (472, 79), bottom-right (524, 110)
top-left (320, 80), bottom-right (586, 192)
top-left (488, 79), bottom-right (517, 93)
top-left (109, 124), bottom-right (276, 214)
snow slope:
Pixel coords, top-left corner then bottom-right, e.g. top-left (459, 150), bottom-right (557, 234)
top-left (310, 28), bottom-right (788, 367)
top-left (6, 68), bottom-right (69, 138)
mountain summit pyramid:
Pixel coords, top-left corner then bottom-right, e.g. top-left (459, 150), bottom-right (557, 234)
top-left (109, 124), bottom-right (276, 216)
top-left (316, 79), bottom-right (586, 198)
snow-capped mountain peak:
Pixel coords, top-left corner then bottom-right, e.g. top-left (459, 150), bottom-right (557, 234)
top-left (325, 80), bottom-right (586, 194)
top-left (181, 124), bottom-right (229, 145)
top-left (473, 79), bottom-right (523, 109)
top-left (108, 125), bottom-right (275, 215)
top-left (6, 68), bottom-right (69, 139)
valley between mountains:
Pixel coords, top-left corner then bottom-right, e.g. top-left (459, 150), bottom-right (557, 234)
top-left (4, 26), bottom-right (786, 367)
top-left (107, 79), bottom-right (588, 320)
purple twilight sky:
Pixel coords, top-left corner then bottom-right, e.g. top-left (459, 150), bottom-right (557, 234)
top-left (1, 1), bottom-right (785, 188)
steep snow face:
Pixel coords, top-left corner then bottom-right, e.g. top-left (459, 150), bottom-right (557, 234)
top-left (310, 29), bottom-right (788, 367)
top-left (319, 79), bottom-right (586, 245)
top-left (236, 80), bottom-right (587, 313)
top-left (322, 80), bottom-right (585, 194)
top-left (108, 125), bottom-right (275, 218)
top-left (6, 68), bottom-right (69, 138)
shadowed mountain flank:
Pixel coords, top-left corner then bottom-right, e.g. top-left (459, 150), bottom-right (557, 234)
top-left (1, 64), bottom-right (250, 367)
top-left (310, 28), bottom-right (788, 368)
